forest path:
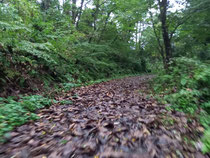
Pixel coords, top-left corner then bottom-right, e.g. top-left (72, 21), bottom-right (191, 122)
top-left (0, 76), bottom-right (205, 158)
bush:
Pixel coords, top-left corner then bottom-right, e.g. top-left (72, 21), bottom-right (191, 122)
top-left (153, 57), bottom-right (210, 113)
top-left (152, 57), bottom-right (210, 153)
top-left (164, 89), bottom-right (200, 114)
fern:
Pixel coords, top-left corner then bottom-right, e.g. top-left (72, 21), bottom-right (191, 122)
top-left (15, 41), bottom-right (57, 65)
top-left (0, 21), bottom-right (30, 32)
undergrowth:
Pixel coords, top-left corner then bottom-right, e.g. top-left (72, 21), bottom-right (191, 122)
top-left (152, 57), bottom-right (210, 153)
top-left (0, 95), bottom-right (56, 142)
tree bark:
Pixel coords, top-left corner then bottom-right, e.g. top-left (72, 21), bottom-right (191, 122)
top-left (72, 0), bottom-right (77, 24)
top-left (93, 0), bottom-right (100, 31)
top-left (158, 0), bottom-right (172, 66)
top-left (76, 0), bottom-right (84, 28)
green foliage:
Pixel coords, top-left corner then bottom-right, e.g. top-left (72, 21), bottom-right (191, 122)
top-left (16, 41), bottom-right (57, 65)
top-left (61, 83), bottom-right (81, 92)
top-left (164, 89), bottom-right (200, 114)
top-left (0, 95), bottom-right (54, 141)
top-left (0, 0), bottom-right (209, 154)
top-left (153, 57), bottom-right (210, 113)
top-left (200, 112), bottom-right (210, 153)
top-left (202, 128), bottom-right (210, 154)
top-left (152, 57), bottom-right (210, 153)
top-left (202, 102), bottom-right (210, 114)
top-left (72, 42), bottom-right (144, 81)
top-left (200, 113), bottom-right (210, 129)
top-left (20, 95), bottom-right (53, 111)
top-left (0, 0), bottom-right (146, 93)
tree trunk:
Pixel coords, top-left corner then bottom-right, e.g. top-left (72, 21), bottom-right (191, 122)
top-left (88, 0), bottom-right (101, 43)
top-left (76, 0), bottom-right (84, 28)
top-left (72, 0), bottom-right (77, 24)
top-left (158, 0), bottom-right (172, 67)
top-left (93, 0), bottom-right (100, 31)
top-left (41, 0), bottom-right (51, 11)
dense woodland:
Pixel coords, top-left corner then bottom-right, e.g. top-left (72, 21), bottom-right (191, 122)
top-left (0, 0), bottom-right (210, 156)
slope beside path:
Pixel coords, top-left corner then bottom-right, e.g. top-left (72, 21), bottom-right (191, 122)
top-left (0, 76), bottom-right (206, 158)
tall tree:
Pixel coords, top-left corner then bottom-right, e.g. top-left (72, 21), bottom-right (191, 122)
top-left (158, 0), bottom-right (171, 66)
top-left (76, 0), bottom-right (84, 28)
top-left (72, 0), bottom-right (77, 24)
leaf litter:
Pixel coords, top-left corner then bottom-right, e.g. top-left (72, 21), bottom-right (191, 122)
top-left (0, 76), bottom-right (207, 158)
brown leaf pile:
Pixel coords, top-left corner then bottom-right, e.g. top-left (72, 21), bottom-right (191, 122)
top-left (0, 76), bottom-right (206, 158)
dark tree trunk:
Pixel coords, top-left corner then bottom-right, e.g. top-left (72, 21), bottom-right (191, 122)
top-left (76, 0), bottom-right (84, 28)
top-left (93, 0), bottom-right (100, 31)
top-left (88, 0), bottom-right (101, 43)
top-left (72, 0), bottom-right (77, 24)
top-left (158, 0), bottom-right (172, 67)
top-left (41, 0), bottom-right (51, 11)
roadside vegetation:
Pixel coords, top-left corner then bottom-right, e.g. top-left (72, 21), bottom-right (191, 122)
top-left (0, 0), bottom-right (210, 155)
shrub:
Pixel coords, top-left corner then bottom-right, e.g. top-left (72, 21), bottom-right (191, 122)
top-left (153, 57), bottom-right (210, 114)
top-left (164, 89), bottom-right (200, 114)
top-left (152, 57), bottom-right (210, 153)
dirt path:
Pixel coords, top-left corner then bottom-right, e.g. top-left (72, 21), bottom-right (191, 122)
top-left (0, 76), bottom-right (206, 158)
